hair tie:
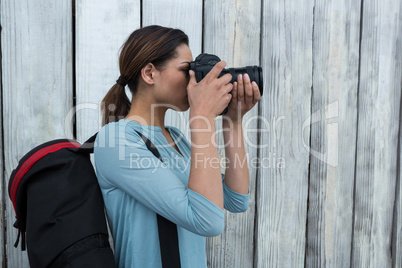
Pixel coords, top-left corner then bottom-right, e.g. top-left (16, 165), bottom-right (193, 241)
top-left (116, 76), bottom-right (128, 87)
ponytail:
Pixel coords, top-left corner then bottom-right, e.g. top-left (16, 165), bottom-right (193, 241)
top-left (101, 83), bottom-right (131, 126)
top-left (100, 25), bottom-right (189, 126)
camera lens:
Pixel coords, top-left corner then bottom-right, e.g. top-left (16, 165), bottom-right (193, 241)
top-left (190, 53), bottom-right (263, 115)
top-left (222, 66), bottom-right (263, 96)
top-left (190, 53), bottom-right (263, 97)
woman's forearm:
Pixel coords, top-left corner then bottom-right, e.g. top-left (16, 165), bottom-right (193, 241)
top-left (222, 119), bottom-right (249, 195)
top-left (188, 113), bottom-right (224, 209)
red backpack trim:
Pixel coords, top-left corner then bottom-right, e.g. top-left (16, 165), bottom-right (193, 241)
top-left (9, 141), bottom-right (81, 211)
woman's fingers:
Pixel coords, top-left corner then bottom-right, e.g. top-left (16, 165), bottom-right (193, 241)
top-left (237, 74), bottom-right (244, 101)
top-left (225, 82), bottom-right (234, 93)
top-left (187, 61), bottom-right (237, 118)
top-left (236, 73), bottom-right (261, 109)
top-left (188, 70), bottom-right (197, 87)
top-left (252, 81), bottom-right (261, 105)
top-left (205, 61), bottom-right (227, 80)
top-left (219, 73), bottom-right (233, 86)
top-left (244, 74), bottom-right (253, 107)
top-left (232, 81), bottom-right (238, 102)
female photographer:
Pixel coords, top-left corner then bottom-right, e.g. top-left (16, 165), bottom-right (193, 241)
top-left (94, 25), bottom-right (261, 268)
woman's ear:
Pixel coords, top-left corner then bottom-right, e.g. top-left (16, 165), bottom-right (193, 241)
top-left (141, 63), bottom-right (156, 85)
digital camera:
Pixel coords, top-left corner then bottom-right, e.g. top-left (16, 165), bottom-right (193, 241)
top-left (190, 53), bottom-right (263, 114)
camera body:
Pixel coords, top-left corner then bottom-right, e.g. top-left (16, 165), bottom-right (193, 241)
top-left (189, 53), bottom-right (263, 115)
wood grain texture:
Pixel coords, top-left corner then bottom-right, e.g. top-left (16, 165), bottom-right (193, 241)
top-left (255, 0), bottom-right (313, 267)
top-left (2, 1), bottom-right (402, 267)
top-left (0, 27), bottom-right (4, 266)
top-left (1, 0), bottom-right (73, 267)
top-left (394, 95), bottom-right (402, 268)
top-left (203, 1), bottom-right (261, 267)
top-left (75, 0), bottom-right (141, 142)
top-left (142, 0), bottom-right (203, 142)
top-left (352, 0), bottom-right (402, 267)
top-left (392, 5), bottom-right (402, 268)
top-left (305, 0), bottom-right (361, 267)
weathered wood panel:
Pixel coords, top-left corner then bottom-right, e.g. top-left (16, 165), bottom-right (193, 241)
top-left (305, 0), bottom-right (361, 267)
top-left (0, 26), bottom-right (4, 266)
top-left (1, 1), bottom-right (73, 267)
top-left (394, 97), bottom-right (402, 268)
top-left (1, 1), bottom-right (402, 267)
top-left (75, 0), bottom-right (141, 142)
top-left (392, 5), bottom-right (402, 268)
top-left (352, 0), bottom-right (402, 267)
top-left (142, 0), bottom-right (202, 141)
top-left (255, 0), bottom-right (313, 266)
top-left (203, 0), bottom-right (261, 267)
top-left (142, 0), bottom-right (202, 56)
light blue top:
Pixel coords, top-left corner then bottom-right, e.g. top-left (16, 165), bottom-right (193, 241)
top-left (94, 119), bottom-right (249, 268)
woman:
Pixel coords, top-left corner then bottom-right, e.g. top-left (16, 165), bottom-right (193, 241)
top-left (94, 25), bottom-right (261, 268)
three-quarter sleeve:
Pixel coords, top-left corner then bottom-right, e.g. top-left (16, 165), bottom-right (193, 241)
top-left (222, 173), bottom-right (250, 213)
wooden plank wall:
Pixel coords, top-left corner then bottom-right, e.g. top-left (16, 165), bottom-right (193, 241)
top-left (75, 0), bottom-right (141, 142)
top-left (353, 0), bottom-right (402, 267)
top-left (256, 0), bottom-right (313, 266)
top-left (306, 0), bottom-right (360, 267)
top-left (1, 0), bottom-right (402, 267)
top-left (203, 1), bottom-right (260, 267)
top-left (395, 101), bottom-right (402, 268)
top-left (1, 1), bottom-right (73, 267)
top-left (0, 15), bottom-right (4, 267)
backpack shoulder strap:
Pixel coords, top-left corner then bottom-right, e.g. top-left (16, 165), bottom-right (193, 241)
top-left (77, 133), bottom-right (98, 154)
top-left (80, 130), bottom-right (181, 267)
top-left (134, 130), bottom-right (181, 268)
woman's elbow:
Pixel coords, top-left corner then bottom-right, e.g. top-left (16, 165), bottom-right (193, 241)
top-left (238, 201), bottom-right (250, 213)
top-left (189, 215), bottom-right (224, 237)
top-left (201, 218), bottom-right (224, 237)
top-left (232, 204), bottom-right (249, 213)
top-left (225, 199), bottom-right (250, 213)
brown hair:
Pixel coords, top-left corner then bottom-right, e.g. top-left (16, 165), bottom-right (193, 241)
top-left (101, 25), bottom-right (189, 125)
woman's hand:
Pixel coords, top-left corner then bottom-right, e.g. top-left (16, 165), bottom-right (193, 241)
top-left (225, 73), bottom-right (261, 123)
top-left (187, 61), bottom-right (233, 119)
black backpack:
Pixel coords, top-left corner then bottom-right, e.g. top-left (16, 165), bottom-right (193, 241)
top-left (8, 132), bottom-right (181, 268)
